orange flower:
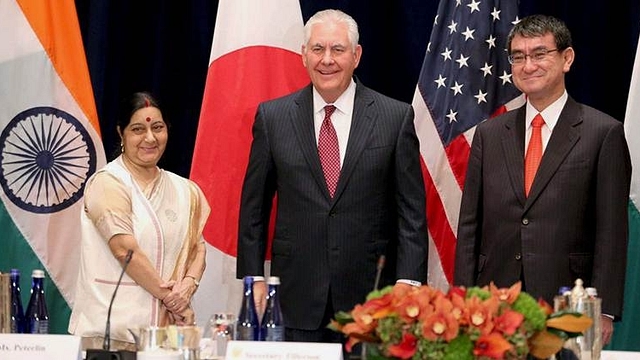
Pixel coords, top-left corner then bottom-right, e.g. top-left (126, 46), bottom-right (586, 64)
top-left (493, 309), bottom-right (524, 336)
top-left (473, 332), bottom-right (513, 359)
top-left (387, 332), bottom-right (418, 359)
top-left (395, 288), bottom-right (434, 324)
top-left (449, 290), bottom-right (470, 325)
top-left (345, 304), bottom-right (377, 333)
top-left (538, 298), bottom-right (554, 316)
top-left (363, 293), bottom-right (394, 316)
top-left (420, 309), bottom-right (459, 341)
top-left (464, 295), bottom-right (498, 335)
top-left (330, 281), bottom-right (593, 360)
top-left (489, 281), bottom-right (521, 304)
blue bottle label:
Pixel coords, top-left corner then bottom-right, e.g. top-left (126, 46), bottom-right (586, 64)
top-left (28, 319), bottom-right (49, 334)
top-left (236, 326), bottom-right (257, 341)
top-left (264, 326), bottom-right (284, 341)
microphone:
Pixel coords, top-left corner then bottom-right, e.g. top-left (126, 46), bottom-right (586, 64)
top-left (104, 249), bottom-right (133, 350)
top-left (373, 255), bottom-right (385, 291)
top-left (86, 249), bottom-right (136, 360)
top-left (361, 255), bottom-right (386, 360)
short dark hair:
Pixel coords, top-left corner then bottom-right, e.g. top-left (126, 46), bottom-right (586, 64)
top-left (507, 14), bottom-right (573, 53)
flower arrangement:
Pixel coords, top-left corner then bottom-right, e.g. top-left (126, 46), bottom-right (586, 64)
top-left (329, 282), bottom-right (593, 360)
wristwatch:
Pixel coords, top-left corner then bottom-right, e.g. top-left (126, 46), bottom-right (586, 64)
top-left (186, 275), bottom-right (200, 287)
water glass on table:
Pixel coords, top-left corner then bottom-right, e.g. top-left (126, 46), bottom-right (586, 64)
top-left (202, 313), bottom-right (235, 359)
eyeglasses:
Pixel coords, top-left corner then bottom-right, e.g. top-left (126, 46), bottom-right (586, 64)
top-left (507, 48), bottom-right (559, 65)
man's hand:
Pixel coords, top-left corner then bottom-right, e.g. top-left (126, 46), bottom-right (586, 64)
top-left (601, 315), bottom-right (613, 345)
top-left (253, 280), bottom-right (267, 318)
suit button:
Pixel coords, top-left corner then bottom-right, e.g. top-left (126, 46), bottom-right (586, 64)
top-left (515, 253), bottom-right (522, 261)
top-left (522, 218), bottom-right (529, 225)
top-left (329, 211), bottom-right (336, 217)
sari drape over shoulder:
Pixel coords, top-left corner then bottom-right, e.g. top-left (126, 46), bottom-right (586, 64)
top-left (69, 156), bottom-right (210, 344)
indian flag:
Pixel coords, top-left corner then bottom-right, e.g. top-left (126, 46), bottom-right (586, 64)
top-left (609, 37), bottom-right (640, 350)
top-left (0, 0), bottom-right (106, 333)
top-left (190, 0), bottom-right (309, 325)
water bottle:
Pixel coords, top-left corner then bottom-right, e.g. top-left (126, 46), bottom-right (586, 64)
top-left (260, 276), bottom-right (284, 341)
top-left (553, 285), bottom-right (571, 312)
top-left (235, 276), bottom-right (260, 340)
top-left (25, 269), bottom-right (49, 334)
top-left (566, 279), bottom-right (601, 360)
top-left (9, 269), bottom-right (25, 333)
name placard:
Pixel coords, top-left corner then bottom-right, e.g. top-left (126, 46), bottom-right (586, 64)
top-left (0, 333), bottom-right (82, 360)
top-left (226, 340), bottom-right (343, 360)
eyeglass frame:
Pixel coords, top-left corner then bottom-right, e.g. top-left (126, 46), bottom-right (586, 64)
top-left (507, 48), bottom-right (560, 65)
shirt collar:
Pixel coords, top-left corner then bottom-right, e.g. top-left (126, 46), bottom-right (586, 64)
top-left (312, 78), bottom-right (356, 116)
top-left (526, 91), bottom-right (568, 130)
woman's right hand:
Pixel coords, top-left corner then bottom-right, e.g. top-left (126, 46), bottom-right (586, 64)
top-left (161, 279), bottom-right (193, 313)
top-left (168, 305), bottom-right (195, 326)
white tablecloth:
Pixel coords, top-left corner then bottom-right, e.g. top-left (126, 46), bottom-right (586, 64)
top-left (602, 350), bottom-right (640, 359)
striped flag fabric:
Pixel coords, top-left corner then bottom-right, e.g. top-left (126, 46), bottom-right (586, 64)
top-left (411, 0), bottom-right (524, 290)
top-left (189, 0), bottom-right (309, 325)
top-left (0, 0), bottom-right (105, 333)
top-left (609, 37), bottom-right (640, 351)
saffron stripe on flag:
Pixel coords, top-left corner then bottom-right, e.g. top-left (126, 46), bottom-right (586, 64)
top-left (0, 0), bottom-right (105, 333)
top-left (412, 0), bottom-right (522, 290)
top-left (190, 0), bottom-right (309, 326)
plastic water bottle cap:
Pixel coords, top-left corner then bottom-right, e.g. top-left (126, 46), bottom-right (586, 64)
top-left (585, 287), bottom-right (598, 297)
top-left (558, 286), bottom-right (571, 295)
top-left (32, 269), bottom-right (45, 278)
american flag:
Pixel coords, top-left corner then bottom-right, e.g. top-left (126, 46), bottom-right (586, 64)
top-left (411, 0), bottom-right (525, 290)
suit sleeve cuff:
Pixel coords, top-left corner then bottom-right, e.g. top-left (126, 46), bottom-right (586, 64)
top-left (396, 279), bottom-right (421, 287)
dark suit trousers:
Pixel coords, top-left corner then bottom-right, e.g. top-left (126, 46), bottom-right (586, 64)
top-left (284, 288), bottom-right (357, 359)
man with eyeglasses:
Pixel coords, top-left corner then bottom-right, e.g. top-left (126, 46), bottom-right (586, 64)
top-left (454, 14), bottom-right (631, 347)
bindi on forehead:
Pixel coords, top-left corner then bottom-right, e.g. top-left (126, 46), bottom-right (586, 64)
top-left (146, 117), bottom-right (151, 122)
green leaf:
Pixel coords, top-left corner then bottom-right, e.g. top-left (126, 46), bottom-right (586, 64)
top-left (332, 311), bottom-right (354, 325)
top-left (366, 285), bottom-right (394, 301)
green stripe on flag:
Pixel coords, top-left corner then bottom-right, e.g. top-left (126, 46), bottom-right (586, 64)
top-left (0, 204), bottom-right (70, 334)
top-left (608, 200), bottom-right (640, 350)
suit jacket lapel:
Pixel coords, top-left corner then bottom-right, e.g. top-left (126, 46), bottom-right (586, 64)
top-left (289, 85), bottom-right (331, 198)
top-left (502, 107), bottom-right (527, 206)
top-left (525, 98), bottom-right (581, 208)
top-left (333, 83), bottom-right (376, 200)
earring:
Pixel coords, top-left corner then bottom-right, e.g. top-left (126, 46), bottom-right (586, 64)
top-left (120, 142), bottom-right (124, 153)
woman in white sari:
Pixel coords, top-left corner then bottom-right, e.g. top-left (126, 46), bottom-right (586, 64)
top-left (68, 92), bottom-right (211, 351)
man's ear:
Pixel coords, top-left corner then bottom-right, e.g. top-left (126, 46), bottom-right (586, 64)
top-left (562, 47), bottom-right (575, 73)
top-left (353, 44), bottom-right (362, 68)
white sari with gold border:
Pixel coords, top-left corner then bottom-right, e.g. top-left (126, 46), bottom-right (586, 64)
top-left (68, 156), bottom-right (209, 344)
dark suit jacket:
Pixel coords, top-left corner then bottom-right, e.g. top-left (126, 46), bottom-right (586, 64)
top-left (237, 80), bottom-right (428, 330)
top-left (454, 96), bottom-right (631, 319)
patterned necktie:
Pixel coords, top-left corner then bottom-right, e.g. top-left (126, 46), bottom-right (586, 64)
top-left (524, 114), bottom-right (545, 197)
top-left (318, 105), bottom-right (340, 197)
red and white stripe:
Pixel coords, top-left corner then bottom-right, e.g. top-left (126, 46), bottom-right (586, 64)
top-left (412, 89), bottom-right (524, 291)
top-left (190, 0), bottom-right (309, 326)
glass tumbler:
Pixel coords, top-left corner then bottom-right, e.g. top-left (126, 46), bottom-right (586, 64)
top-left (207, 313), bottom-right (235, 358)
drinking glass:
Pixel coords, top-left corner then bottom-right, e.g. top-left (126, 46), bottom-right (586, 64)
top-left (203, 313), bottom-right (235, 359)
top-left (0, 273), bottom-right (10, 333)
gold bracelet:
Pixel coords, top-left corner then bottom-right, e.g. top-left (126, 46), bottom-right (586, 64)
top-left (185, 275), bottom-right (200, 287)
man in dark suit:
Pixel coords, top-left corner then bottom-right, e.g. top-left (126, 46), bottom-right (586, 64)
top-left (454, 14), bottom-right (631, 346)
top-left (237, 9), bottom-right (428, 345)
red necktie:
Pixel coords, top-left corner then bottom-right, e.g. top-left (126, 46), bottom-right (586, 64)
top-left (524, 114), bottom-right (545, 197)
top-left (318, 105), bottom-right (340, 197)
